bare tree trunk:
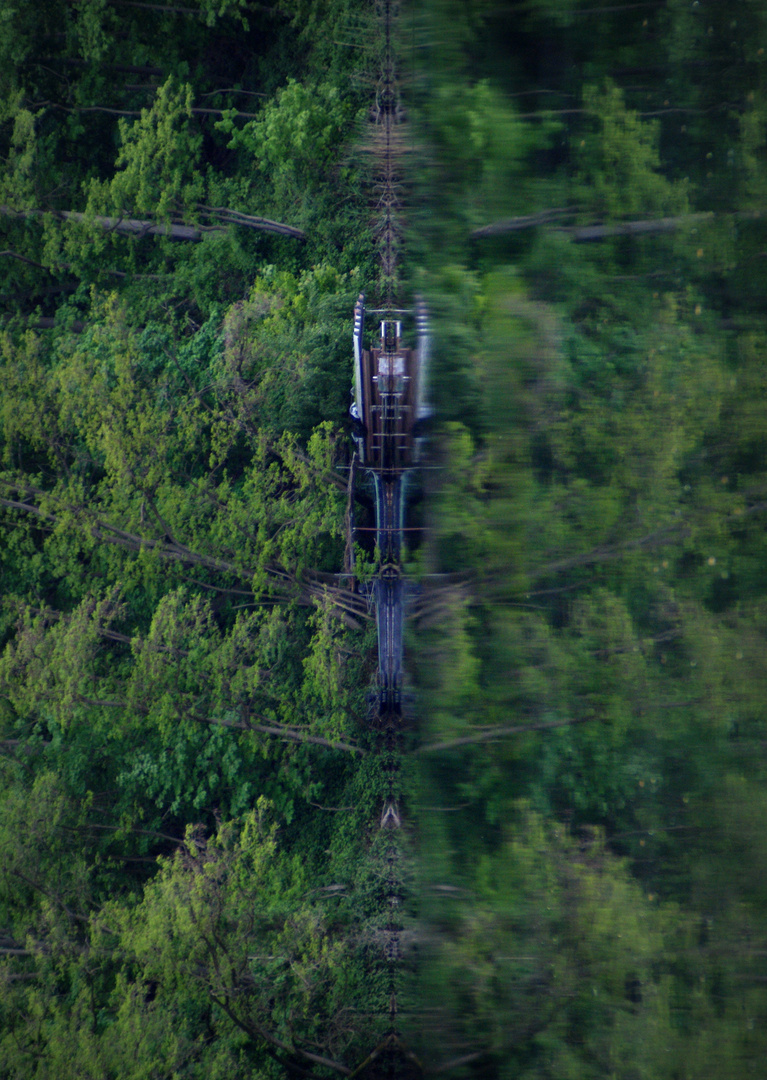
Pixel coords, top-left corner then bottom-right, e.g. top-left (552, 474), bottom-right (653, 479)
top-left (191, 712), bottom-right (367, 756)
top-left (0, 206), bottom-right (306, 241)
top-left (418, 716), bottom-right (594, 754)
top-left (471, 211), bottom-right (715, 240)
top-left (37, 101), bottom-right (261, 120)
top-left (557, 213), bottom-right (714, 241)
top-left (472, 208), bottom-right (767, 241)
top-left (471, 208), bottom-right (575, 237)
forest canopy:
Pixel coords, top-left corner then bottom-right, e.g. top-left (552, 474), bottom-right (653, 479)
top-left (2, 0), bottom-right (767, 1077)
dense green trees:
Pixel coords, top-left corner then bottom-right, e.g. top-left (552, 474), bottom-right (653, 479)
top-left (409, 0), bottom-right (767, 1074)
top-left (3, 0), bottom-right (767, 1075)
top-left (0, 3), bottom-right (391, 1075)
top-left (0, 0), bottom-right (373, 337)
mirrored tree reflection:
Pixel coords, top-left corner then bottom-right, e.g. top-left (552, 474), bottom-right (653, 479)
top-left (407, 0), bottom-right (767, 1074)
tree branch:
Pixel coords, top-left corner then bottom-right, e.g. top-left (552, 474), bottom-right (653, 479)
top-left (417, 716), bottom-right (594, 754)
top-left (343, 451), bottom-right (357, 578)
top-left (470, 207), bottom-right (575, 237)
top-left (556, 213), bottom-right (715, 242)
top-left (0, 205), bottom-right (306, 242)
top-left (190, 712), bottom-right (366, 755)
top-left (530, 523), bottom-right (691, 577)
top-left (0, 249), bottom-right (51, 270)
top-left (0, 483), bottom-right (369, 626)
top-left (208, 993), bottom-right (352, 1075)
top-left (472, 208), bottom-right (767, 242)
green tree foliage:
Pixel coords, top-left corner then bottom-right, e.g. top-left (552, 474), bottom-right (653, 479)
top-left (572, 82), bottom-right (690, 220)
top-left (86, 78), bottom-right (205, 221)
top-left (4, 0), bottom-right (767, 1074)
top-left (0, 802), bottom-right (387, 1078)
top-left (413, 806), bottom-right (767, 1079)
top-left (0, 3), bottom-right (385, 1063)
top-left (412, 1), bottom-right (767, 1074)
top-left (0, 0), bottom-right (372, 328)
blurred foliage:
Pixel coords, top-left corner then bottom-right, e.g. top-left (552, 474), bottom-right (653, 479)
top-left (412, 0), bottom-right (767, 1074)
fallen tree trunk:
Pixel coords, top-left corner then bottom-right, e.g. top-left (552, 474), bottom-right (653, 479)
top-left (556, 213), bottom-right (715, 241)
top-left (470, 208), bottom-right (577, 237)
top-left (0, 205), bottom-right (306, 241)
top-left (471, 209), bottom-right (767, 241)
